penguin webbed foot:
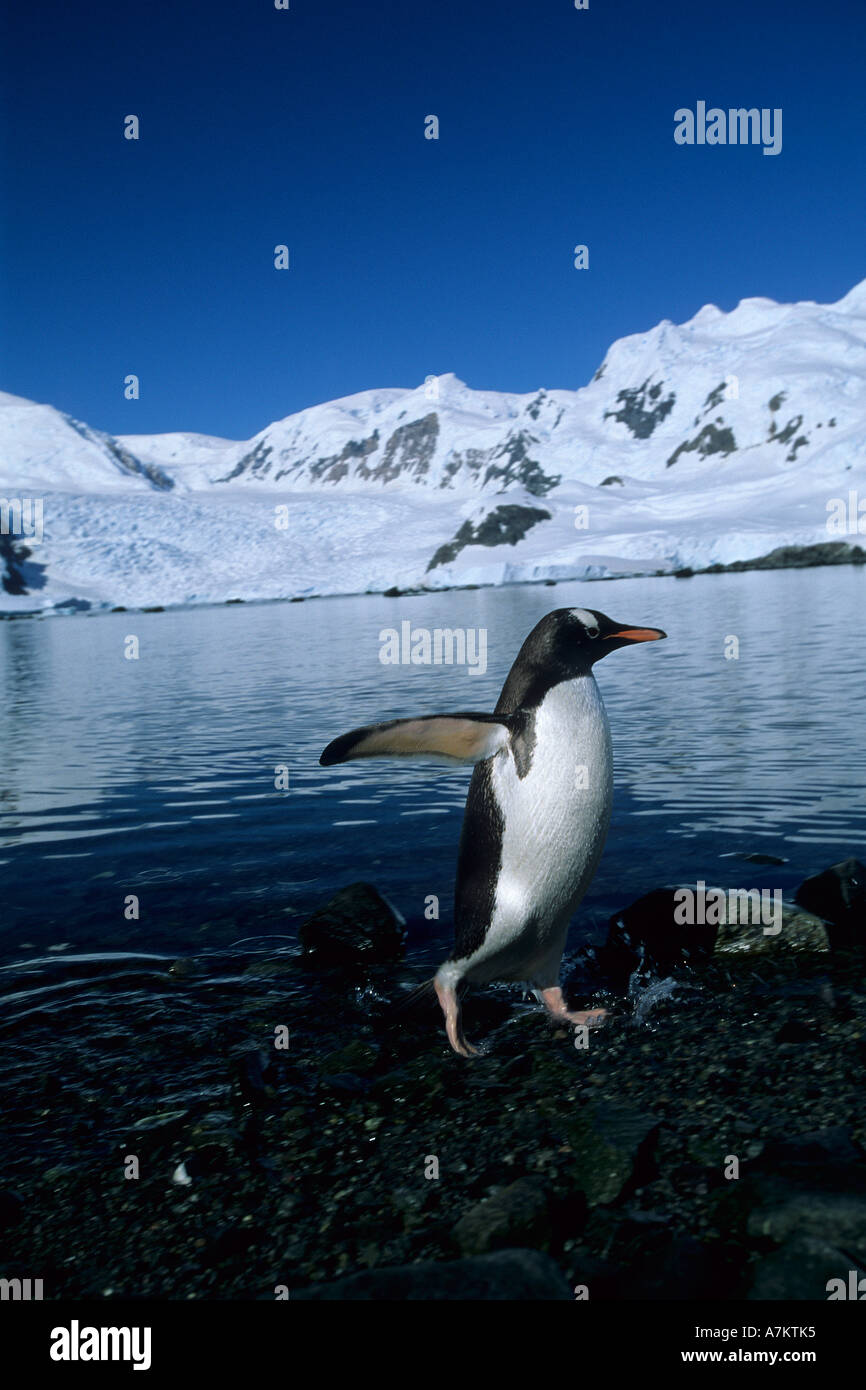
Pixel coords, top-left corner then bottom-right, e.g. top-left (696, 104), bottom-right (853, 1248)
top-left (434, 977), bottom-right (480, 1058)
top-left (539, 986), bottom-right (608, 1030)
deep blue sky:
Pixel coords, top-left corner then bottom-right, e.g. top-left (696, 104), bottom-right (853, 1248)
top-left (1, 0), bottom-right (864, 439)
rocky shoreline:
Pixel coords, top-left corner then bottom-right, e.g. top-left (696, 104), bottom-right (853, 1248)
top-left (1, 859), bottom-right (864, 1300)
top-left (2, 540), bottom-right (864, 618)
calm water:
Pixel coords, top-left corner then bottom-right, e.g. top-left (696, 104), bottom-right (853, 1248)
top-left (2, 566), bottom-right (865, 968)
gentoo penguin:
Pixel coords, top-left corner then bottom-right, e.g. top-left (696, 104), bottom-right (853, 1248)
top-left (320, 607), bottom-right (666, 1055)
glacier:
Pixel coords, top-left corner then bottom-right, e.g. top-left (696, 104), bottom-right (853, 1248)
top-left (2, 279), bottom-right (865, 613)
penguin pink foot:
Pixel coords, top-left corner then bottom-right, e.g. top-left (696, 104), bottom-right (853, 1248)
top-left (434, 978), bottom-right (479, 1057)
top-left (540, 986), bottom-right (607, 1029)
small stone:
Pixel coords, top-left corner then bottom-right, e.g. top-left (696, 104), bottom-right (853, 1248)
top-left (452, 1178), bottom-right (550, 1256)
top-left (169, 958), bottom-right (197, 978)
top-left (130, 1109), bottom-right (189, 1138)
top-left (736, 852), bottom-right (788, 865)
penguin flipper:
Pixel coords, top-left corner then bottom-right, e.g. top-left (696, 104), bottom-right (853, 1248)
top-left (319, 713), bottom-right (511, 767)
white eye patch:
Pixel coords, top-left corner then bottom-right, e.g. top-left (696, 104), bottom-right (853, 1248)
top-left (570, 607), bottom-right (598, 630)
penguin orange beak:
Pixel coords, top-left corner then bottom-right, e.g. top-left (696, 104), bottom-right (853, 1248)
top-left (605, 627), bottom-right (666, 642)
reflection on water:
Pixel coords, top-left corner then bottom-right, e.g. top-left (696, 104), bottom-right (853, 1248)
top-left (1, 565), bottom-right (865, 963)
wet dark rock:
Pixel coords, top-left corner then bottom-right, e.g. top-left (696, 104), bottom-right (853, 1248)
top-left (299, 882), bottom-right (406, 967)
top-left (194, 1109), bottom-right (236, 1129)
top-left (795, 857), bottom-right (866, 949)
top-left (775, 1019), bottom-right (813, 1043)
top-left (747, 1237), bottom-right (858, 1301)
top-left (186, 1112), bottom-right (240, 1168)
top-left (0, 1189), bottom-right (24, 1231)
top-left (243, 954), bottom-right (297, 977)
top-left (206, 1223), bottom-right (262, 1262)
top-left (452, 1177), bottom-right (551, 1256)
top-left (168, 957), bottom-right (197, 979)
top-left (761, 1126), bottom-right (863, 1168)
top-left (237, 1048), bottom-right (269, 1105)
top-left (320, 1072), bottom-right (371, 1097)
top-left (747, 1191), bottom-right (866, 1252)
top-left (601, 887), bottom-right (829, 978)
top-left (236, 1049), bottom-right (291, 1109)
top-left (560, 1101), bottom-right (659, 1207)
top-left (599, 889), bottom-right (715, 983)
top-left (292, 1248), bottom-right (572, 1300)
top-left (714, 905), bottom-right (828, 956)
top-left (4, 873), bottom-right (866, 1300)
top-left (320, 1040), bottom-right (379, 1076)
top-left (127, 1109), bottom-right (190, 1147)
top-left (738, 852), bottom-right (788, 865)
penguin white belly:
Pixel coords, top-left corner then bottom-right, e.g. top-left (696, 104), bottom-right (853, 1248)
top-left (466, 676), bottom-right (613, 984)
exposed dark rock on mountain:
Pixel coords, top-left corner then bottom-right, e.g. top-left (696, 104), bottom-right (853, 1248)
top-left (603, 377), bottom-right (676, 439)
top-left (65, 416), bottom-right (174, 490)
top-left (293, 431), bottom-right (380, 484)
top-left (359, 414), bottom-right (439, 484)
top-left (427, 503), bottom-right (552, 570)
top-left (667, 420), bottom-right (737, 468)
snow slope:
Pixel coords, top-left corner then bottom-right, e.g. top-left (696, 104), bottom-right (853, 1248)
top-left (2, 281), bottom-right (865, 611)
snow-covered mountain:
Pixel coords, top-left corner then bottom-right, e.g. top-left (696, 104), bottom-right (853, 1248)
top-left (2, 281), bottom-right (865, 612)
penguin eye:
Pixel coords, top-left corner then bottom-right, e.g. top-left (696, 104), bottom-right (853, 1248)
top-left (585, 625), bottom-right (600, 639)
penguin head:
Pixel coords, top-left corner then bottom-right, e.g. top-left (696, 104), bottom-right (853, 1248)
top-left (569, 607), bottom-right (666, 662)
top-left (524, 607), bottom-right (667, 679)
top-left (498, 608), bottom-right (666, 709)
